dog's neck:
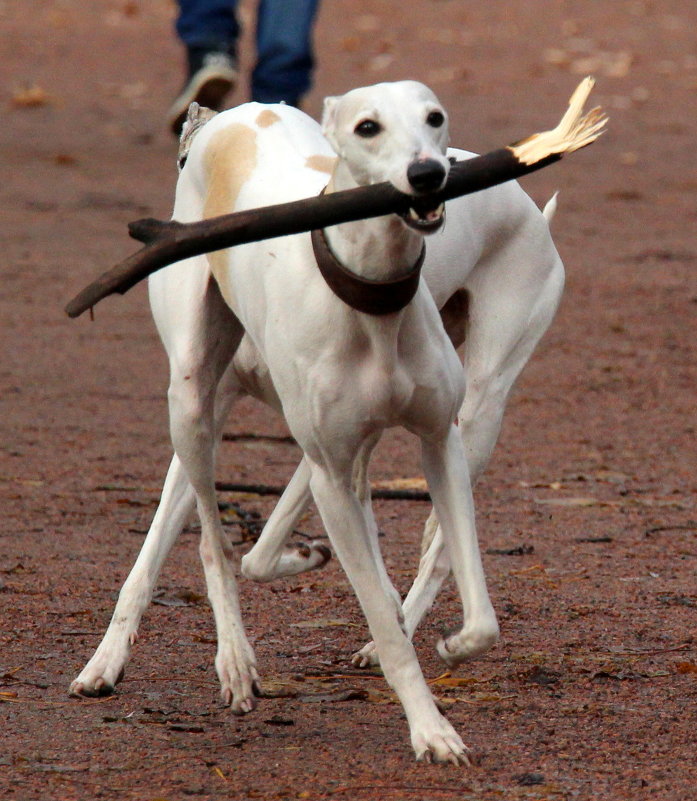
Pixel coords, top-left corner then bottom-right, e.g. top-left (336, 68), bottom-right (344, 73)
top-left (324, 160), bottom-right (424, 282)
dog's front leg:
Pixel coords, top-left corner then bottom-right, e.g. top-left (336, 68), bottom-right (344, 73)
top-left (70, 355), bottom-right (248, 698)
top-left (70, 454), bottom-right (195, 696)
top-left (165, 304), bottom-right (260, 713)
top-left (309, 460), bottom-right (470, 764)
top-left (421, 425), bottom-right (499, 665)
top-left (171, 401), bottom-right (260, 712)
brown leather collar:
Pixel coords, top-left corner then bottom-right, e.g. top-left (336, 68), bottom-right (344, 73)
top-left (311, 226), bottom-right (425, 315)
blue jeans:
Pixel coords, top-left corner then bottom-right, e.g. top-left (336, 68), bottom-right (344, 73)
top-left (176, 0), bottom-right (321, 104)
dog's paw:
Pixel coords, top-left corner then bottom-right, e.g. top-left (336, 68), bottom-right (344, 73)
top-left (283, 540), bottom-right (331, 576)
top-left (69, 662), bottom-right (125, 698)
top-left (242, 540), bottom-right (331, 581)
top-left (216, 649), bottom-right (261, 715)
top-left (221, 677), bottom-right (262, 715)
top-left (351, 640), bottom-right (380, 668)
top-left (436, 619), bottom-right (499, 667)
top-left (412, 717), bottom-right (472, 766)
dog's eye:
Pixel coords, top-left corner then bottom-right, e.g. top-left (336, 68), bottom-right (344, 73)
top-left (426, 110), bottom-right (445, 128)
top-left (355, 119), bottom-right (382, 138)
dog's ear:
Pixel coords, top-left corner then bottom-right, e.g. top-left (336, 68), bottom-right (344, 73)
top-left (321, 96), bottom-right (338, 129)
top-left (321, 96), bottom-right (342, 154)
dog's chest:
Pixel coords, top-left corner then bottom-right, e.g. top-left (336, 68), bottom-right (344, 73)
top-left (356, 352), bottom-right (415, 423)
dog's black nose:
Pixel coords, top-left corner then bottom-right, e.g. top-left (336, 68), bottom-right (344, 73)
top-left (407, 159), bottom-right (447, 193)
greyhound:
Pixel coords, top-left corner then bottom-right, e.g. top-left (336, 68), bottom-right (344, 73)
top-left (71, 81), bottom-right (565, 763)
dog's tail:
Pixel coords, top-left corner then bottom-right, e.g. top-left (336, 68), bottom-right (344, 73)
top-left (542, 191), bottom-right (559, 225)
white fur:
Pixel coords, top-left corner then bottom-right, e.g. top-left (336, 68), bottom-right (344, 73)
top-left (70, 81), bottom-right (564, 764)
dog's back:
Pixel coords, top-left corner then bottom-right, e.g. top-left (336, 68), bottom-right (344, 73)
top-left (177, 103), bottom-right (335, 220)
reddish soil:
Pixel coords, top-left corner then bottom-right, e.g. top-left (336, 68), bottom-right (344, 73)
top-left (1, 1), bottom-right (696, 799)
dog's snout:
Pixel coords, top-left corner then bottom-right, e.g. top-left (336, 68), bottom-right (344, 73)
top-left (407, 159), bottom-right (447, 193)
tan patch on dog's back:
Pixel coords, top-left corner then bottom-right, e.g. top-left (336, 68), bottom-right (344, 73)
top-left (203, 123), bottom-right (258, 306)
top-left (255, 109), bottom-right (281, 128)
top-left (305, 154), bottom-right (337, 174)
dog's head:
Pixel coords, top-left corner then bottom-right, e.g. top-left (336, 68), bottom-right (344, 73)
top-left (322, 81), bottom-right (450, 233)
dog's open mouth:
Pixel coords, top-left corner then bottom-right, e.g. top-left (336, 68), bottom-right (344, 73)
top-left (399, 197), bottom-right (446, 233)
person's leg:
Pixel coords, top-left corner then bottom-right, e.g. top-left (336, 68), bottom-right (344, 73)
top-left (168, 0), bottom-right (240, 134)
top-left (251, 0), bottom-right (321, 105)
top-left (176, 0), bottom-right (240, 51)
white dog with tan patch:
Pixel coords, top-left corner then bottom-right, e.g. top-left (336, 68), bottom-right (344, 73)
top-left (70, 81), bottom-right (572, 763)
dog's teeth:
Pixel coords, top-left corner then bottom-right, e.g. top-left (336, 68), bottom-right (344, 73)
top-left (409, 208), bottom-right (420, 221)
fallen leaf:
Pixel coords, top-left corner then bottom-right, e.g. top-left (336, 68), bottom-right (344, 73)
top-left (509, 564), bottom-right (548, 576)
top-left (303, 673), bottom-right (384, 682)
top-left (426, 66), bottom-right (468, 84)
top-left (570, 50), bottom-right (632, 78)
top-left (535, 496), bottom-right (600, 507)
top-left (515, 773), bottom-right (545, 787)
top-left (259, 680), bottom-right (302, 699)
top-left (428, 673), bottom-right (482, 688)
top-left (675, 662), bottom-right (697, 674)
top-left (475, 692), bottom-right (517, 702)
top-left (152, 589), bottom-right (205, 607)
top-left (340, 36), bottom-right (360, 52)
top-left (361, 688), bottom-right (398, 705)
top-left (290, 618), bottom-right (358, 629)
top-left (372, 477), bottom-right (427, 491)
top-left (300, 688), bottom-right (368, 703)
top-left (168, 723), bottom-right (205, 733)
top-left (353, 14), bottom-right (380, 32)
top-left (368, 54), bottom-right (394, 72)
top-left (525, 666), bottom-right (562, 686)
top-left (53, 153), bottom-right (78, 166)
top-left (486, 544), bottom-right (535, 556)
top-left (544, 48), bottom-right (571, 67)
top-left (594, 469), bottom-right (630, 483)
top-left (11, 85), bottom-right (52, 107)
top-left (0, 563), bottom-right (31, 574)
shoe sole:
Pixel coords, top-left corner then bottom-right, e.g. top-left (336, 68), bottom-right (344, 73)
top-left (168, 66), bottom-right (237, 135)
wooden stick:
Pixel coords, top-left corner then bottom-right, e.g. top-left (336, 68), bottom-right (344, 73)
top-left (65, 78), bottom-right (605, 319)
top-left (215, 481), bottom-right (431, 502)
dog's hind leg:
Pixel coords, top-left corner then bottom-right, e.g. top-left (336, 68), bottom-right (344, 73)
top-left (352, 509), bottom-right (449, 668)
top-left (355, 230), bottom-right (565, 667)
top-left (240, 457), bottom-right (331, 581)
top-left (410, 237), bottom-right (564, 656)
top-left (420, 425), bottom-right (499, 667)
top-left (456, 252), bottom-right (564, 486)
top-left (241, 431), bottom-right (385, 584)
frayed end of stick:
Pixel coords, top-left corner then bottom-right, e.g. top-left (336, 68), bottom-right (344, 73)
top-left (509, 77), bottom-right (608, 166)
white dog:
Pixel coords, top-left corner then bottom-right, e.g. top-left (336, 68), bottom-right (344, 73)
top-left (71, 81), bottom-right (564, 763)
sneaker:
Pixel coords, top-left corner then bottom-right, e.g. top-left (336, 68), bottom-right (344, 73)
top-left (167, 50), bottom-right (237, 135)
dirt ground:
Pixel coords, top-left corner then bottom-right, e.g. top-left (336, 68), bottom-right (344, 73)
top-left (1, 0), bottom-right (696, 799)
